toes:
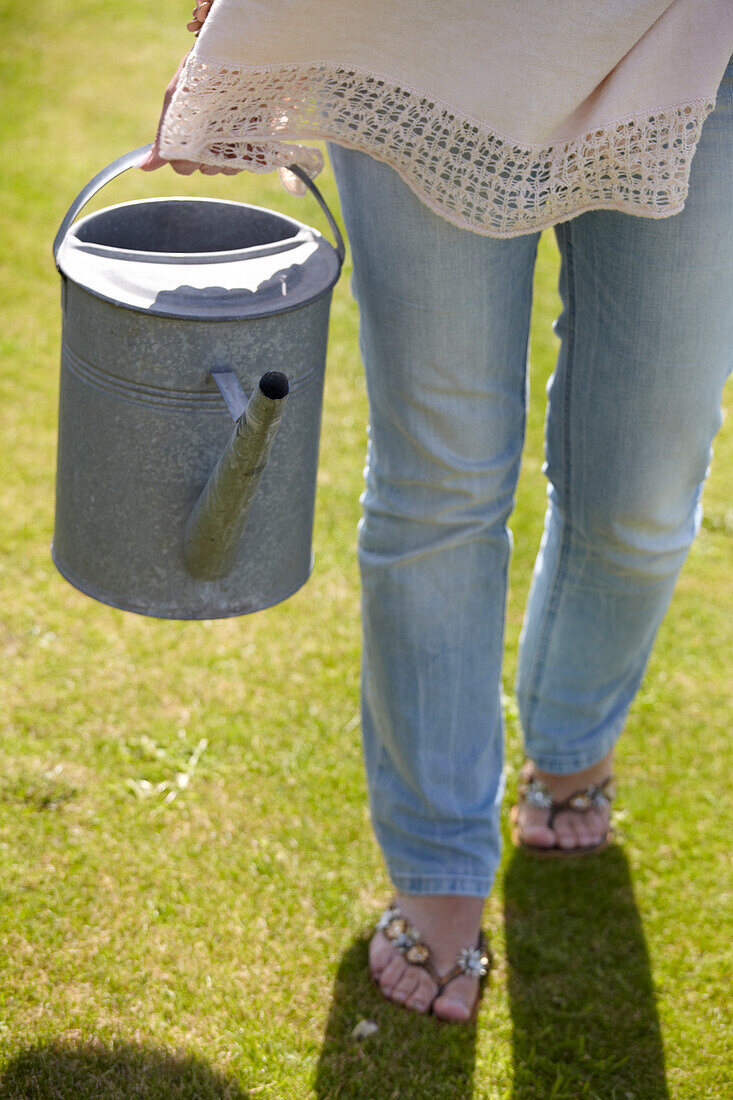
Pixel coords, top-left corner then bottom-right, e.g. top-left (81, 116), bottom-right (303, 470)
top-left (389, 966), bottom-right (420, 1005)
top-left (554, 812), bottom-right (582, 850)
top-left (513, 804), bottom-right (556, 848)
top-left (433, 975), bottom-right (478, 1022)
top-left (517, 800), bottom-right (609, 852)
top-left (375, 952), bottom-right (436, 1013)
top-left (571, 813), bottom-right (596, 848)
top-left (554, 808), bottom-right (608, 849)
top-left (369, 931), bottom-right (438, 1014)
top-left (583, 807), bottom-right (608, 846)
top-left (405, 969), bottom-right (438, 1013)
top-left (518, 820), bottom-right (556, 847)
top-left (378, 953), bottom-right (409, 996)
top-left (368, 931), bottom-right (394, 979)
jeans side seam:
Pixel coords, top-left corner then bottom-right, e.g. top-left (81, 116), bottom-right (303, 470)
top-left (524, 220), bottom-right (576, 736)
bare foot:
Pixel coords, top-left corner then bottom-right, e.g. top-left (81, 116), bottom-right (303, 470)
top-left (513, 751), bottom-right (614, 851)
top-left (369, 894), bottom-right (486, 1022)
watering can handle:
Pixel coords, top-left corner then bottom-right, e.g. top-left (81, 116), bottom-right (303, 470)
top-left (286, 163), bottom-right (346, 266)
top-left (53, 146), bottom-right (151, 268)
top-left (53, 143), bottom-right (346, 269)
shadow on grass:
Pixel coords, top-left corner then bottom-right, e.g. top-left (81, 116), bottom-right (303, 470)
top-left (505, 845), bottom-right (669, 1099)
top-left (0, 1039), bottom-right (247, 1099)
top-left (314, 936), bottom-right (478, 1099)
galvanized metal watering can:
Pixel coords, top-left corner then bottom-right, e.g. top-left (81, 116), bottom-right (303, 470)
top-left (52, 145), bottom-right (344, 618)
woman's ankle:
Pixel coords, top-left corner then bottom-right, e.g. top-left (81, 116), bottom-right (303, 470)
top-left (531, 750), bottom-right (614, 797)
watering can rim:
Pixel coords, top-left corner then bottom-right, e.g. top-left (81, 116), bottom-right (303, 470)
top-left (57, 265), bottom-right (339, 322)
top-left (64, 195), bottom-right (319, 266)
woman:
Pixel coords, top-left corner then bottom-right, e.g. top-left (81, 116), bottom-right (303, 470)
top-left (144, 1), bottom-right (733, 1022)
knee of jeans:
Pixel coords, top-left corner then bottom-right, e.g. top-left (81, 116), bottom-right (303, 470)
top-left (576, 484), bottom-right (704, 581)
top-left (359, 459), bottom-right (519, 559)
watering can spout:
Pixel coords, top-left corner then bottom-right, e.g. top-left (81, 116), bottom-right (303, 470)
top-left (183, 371), bottom-right (289, 581)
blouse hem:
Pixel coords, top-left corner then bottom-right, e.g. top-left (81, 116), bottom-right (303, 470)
top-left (160, 55), bottom-right (716, 238)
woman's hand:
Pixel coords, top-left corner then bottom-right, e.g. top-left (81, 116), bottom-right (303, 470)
top-left (140, 53), bottom-right (241, 176)
top-left (139, 0), bottom-right (312, 188)
top-left (187, 0), bottom-right (213, 36)
top-left (140, 1), bottom-right (238, 176)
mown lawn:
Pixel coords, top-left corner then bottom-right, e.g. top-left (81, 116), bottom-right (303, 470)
top-left (1, 3), bottom-right (731, 1097)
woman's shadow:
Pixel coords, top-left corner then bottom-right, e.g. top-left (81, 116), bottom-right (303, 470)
top-left (504, 844), bottom-right (669, 1098)
top-left (0, 1040), bottom-right (249, 1099)
top-left (314, 847), bottom-right (669, 1099)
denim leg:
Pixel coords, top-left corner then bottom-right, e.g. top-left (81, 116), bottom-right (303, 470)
top-left (517, 60), bottom-right (733, 771)
top-left (329, 144), bottom-right (539, 895)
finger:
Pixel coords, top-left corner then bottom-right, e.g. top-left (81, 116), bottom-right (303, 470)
top-left (169, 159), bottom-right (200, 176)
top-left (139, 148), bottom-right (170, 172)
top-left (188, 0), bottom-right (211, 30)
top-left (199, 164), bottom-right (221, 175)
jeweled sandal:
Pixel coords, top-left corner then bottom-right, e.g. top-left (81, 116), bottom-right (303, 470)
top-left (374, 903), bottom-right (490, 1021)
top-left (510, 763), bottom-right (616, 858)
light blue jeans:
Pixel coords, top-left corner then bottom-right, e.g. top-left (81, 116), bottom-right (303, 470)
top-left (327, 58), bottom-right (733, 897)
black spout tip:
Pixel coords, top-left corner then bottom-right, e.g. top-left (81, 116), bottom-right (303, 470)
top-left (259, 371), bottom-right (289, 400)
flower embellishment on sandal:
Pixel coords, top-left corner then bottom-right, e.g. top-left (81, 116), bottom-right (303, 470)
top-left (381, 914), bottom-right (421, 952)
top-left (520, 778), bottom-right (555, 810)
top-left (404, 942), bottom-right (432, 965)
top-left (375, 906), bottom-right (401, 932)
top-left (457, 945), bottom-right (490, 979)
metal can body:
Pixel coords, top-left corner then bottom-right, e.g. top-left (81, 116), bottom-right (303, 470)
top-left (54, 285), bottom-right (330, 618)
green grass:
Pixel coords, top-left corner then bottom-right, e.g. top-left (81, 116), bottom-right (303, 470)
top-left (1, 3), bottom-right (731, 1097)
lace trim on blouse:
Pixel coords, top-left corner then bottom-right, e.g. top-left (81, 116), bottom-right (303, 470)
top-left (160, 57), bottom-right (715, 237)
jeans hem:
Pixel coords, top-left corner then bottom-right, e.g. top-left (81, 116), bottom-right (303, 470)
top-left (389, 873), bottom-right (493, 898)
top-left (525, 730), bottom-right (619, 775)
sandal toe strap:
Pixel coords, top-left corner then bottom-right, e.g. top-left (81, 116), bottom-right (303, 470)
top-left (375, 906), bottom-right (490, 991)
top-left (437, 935), bottom-right (491, 992)
top-left (517, 773), bottom-right (615, 825)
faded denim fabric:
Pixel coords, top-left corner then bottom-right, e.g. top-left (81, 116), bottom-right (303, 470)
top-left (327, 57), bottom-right (733, 896)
